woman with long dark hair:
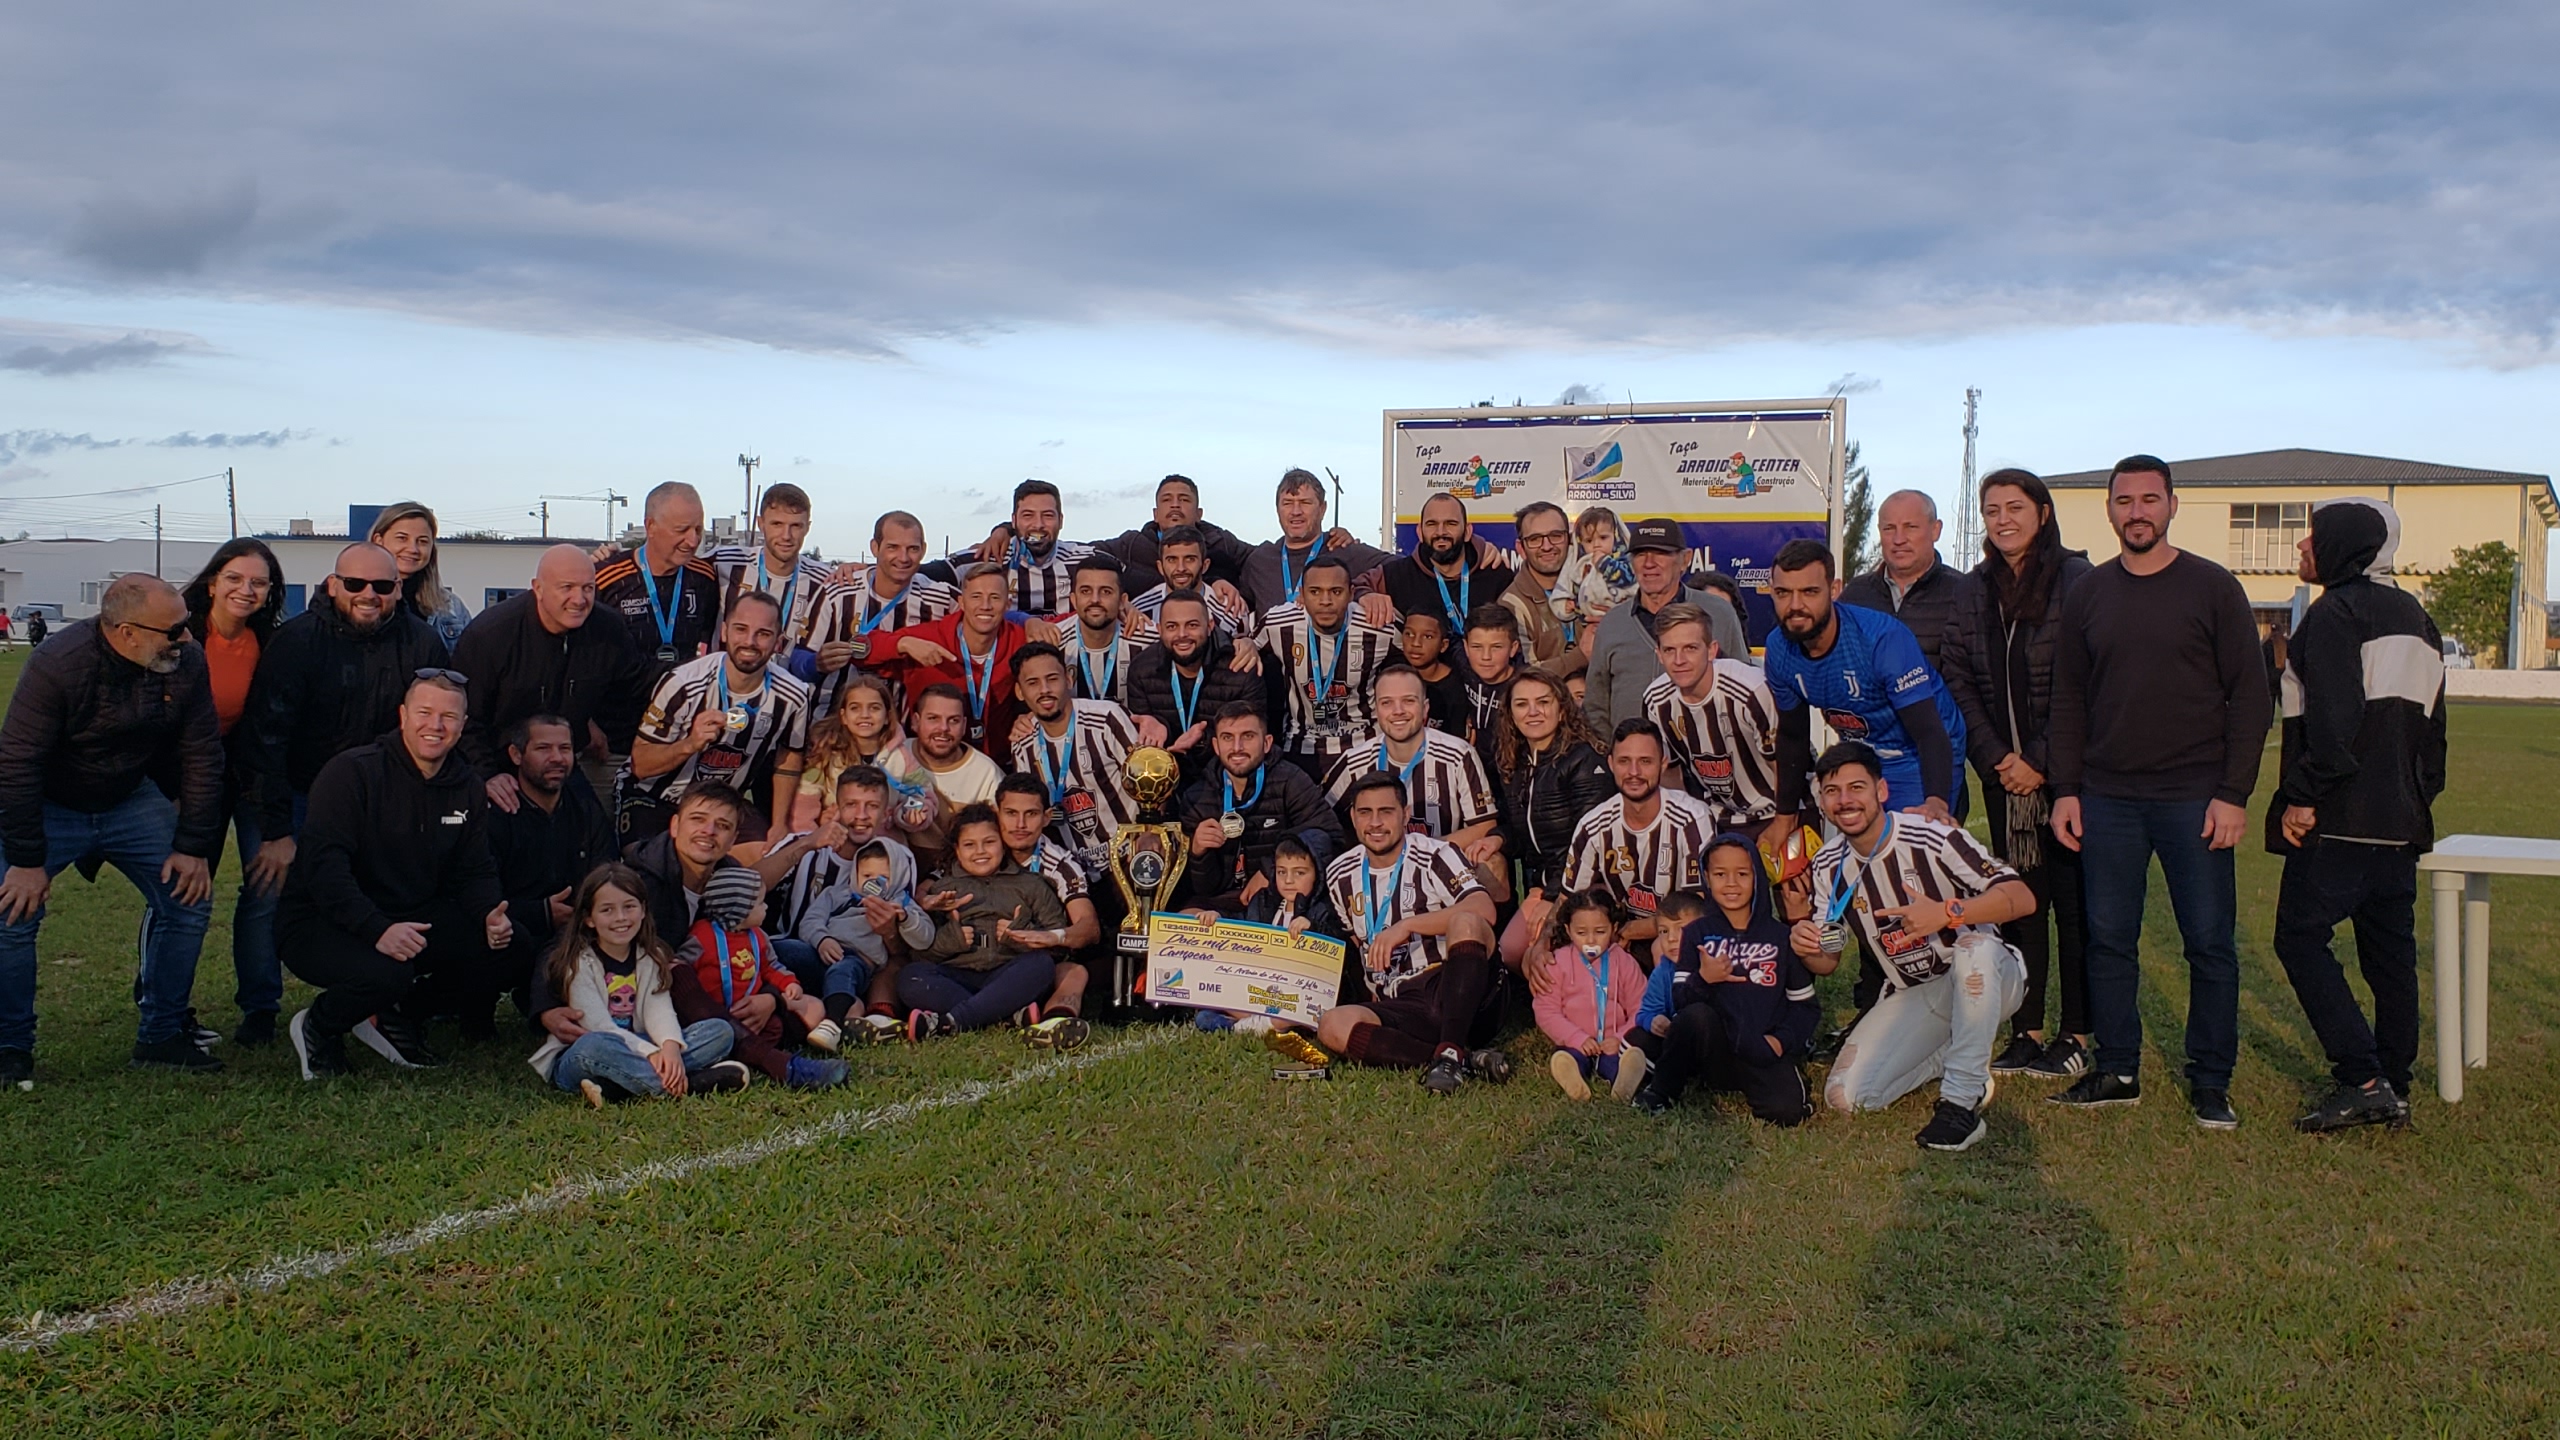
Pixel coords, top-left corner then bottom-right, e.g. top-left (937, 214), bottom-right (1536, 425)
top-left (369, 501), bottom-right (472, 647)
top-left (178, 538), bottom-right (291, 1045)
top-left (528, 863), bottom-right (746, 1103)
top-left (1493, 667), bottom-right (1616, 976)
top-left (1938, 469), bottom-right (2094, 1079)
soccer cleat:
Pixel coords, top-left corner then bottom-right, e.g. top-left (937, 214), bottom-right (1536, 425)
top-left (288, 1010), bottom-right (350, 1081)
top-left (1916, 1099), bottom-right (1988, 1151)
top-left (855, 1013), bottom-right (905, 1047)
top-left (805, 1019), bottom-right (844, 1054)
top-left (233, 1010), bottom-right (277, 1048)
top-left (2191, 1088), bottom-right (2239, 1131)
top-left (1628, 1084), bottom-right (1673, 1116)
top-left (786, 1056), bottom-right (851, 1089)
top-left (0, 1047), bottom-right (30, 1091)
top-left (1192, 1011), bottom-right (1237, 1033)
top-left (131, 1034), bottom-right (224, 1072)
top-left (1549, 1050), bottom-right (1593, 1101)
top-left (1808, 1027), bottom-right (1850, 1064)
top-left (1233, 1015), bottom-right (1276, 1036)
top-left (1467, 1048), bottom-right (1514, 1085)
top-left (690, 1059), bottom-right (753, 1094)
top-left (580, 1078), bottom-right (608, 1110)
top-left (1420, 1053), bottom-right (1468, 1096)
top-left (1011, 1003), bottom-right (1042, 1029)
top-left (1611, 1047), bottom-right (1649, 1102)
top-left (1023, 1015), bottom-right (1090, 1051)
top-left (2047, 1072), bottom-right (2141, 1109)
top-left (2295, 1080), bottom-right (2404, 1134)
top-left (2022, 1036), bottom-right (2090, 1079)
top-left (906, 1011), bottom-right (957, 1044)
top-left (354, 1015), bottom-right (443, 1070)
top-left (1989, 1033), bottom-right (2045, 1074)
top-left (1265, 1030), bottom-right (1333, 1068)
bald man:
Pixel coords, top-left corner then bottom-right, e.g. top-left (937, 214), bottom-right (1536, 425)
top-left (453, 544), bottom-right (652, 812)
top-left (1839, 489), bottom-right (1978, 673)
top-left (0, 574), bottom-right (226, 1081)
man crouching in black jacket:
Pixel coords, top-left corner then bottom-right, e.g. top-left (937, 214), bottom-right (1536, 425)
top-left (281, 671), bottom-right (513, 1079)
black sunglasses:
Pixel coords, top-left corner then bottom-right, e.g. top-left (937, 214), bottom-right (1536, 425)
top-left (121, 619), bottom-right (192, 642)
top-left (413, 667), bottom-right (469, 688)
top-left (335, 574), bottom-right (401, 595)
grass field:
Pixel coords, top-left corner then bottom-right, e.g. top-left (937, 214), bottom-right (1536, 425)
top-left (1, 643), bottom-right (2555, 1437)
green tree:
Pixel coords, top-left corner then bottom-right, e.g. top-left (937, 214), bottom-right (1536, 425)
top-left (1838, 440), bottom-right (1876, 575)
top-left (2424, 539), bottom-right (2518, 667)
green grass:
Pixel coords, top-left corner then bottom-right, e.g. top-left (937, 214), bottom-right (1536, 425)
top-left (1, 643), bottom-right (2555, 1437)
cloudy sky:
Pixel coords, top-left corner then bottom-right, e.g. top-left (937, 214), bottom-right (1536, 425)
top-left (3, 2), bottom-right (2555, 579)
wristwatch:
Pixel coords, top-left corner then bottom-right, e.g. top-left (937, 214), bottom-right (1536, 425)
top-left (1945, 898), bottom-right (1968, 927)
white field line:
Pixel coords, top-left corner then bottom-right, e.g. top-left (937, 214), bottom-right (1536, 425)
top-left (4, 1027), bottom-right (1182, 1352)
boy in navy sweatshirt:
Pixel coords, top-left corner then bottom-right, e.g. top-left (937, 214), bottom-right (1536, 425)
top-left (1629, 833), bottom-right (1817, 1124)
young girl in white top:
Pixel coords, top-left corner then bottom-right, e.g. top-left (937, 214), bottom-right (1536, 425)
top-left (529, 863), bottom-right (748, 1106)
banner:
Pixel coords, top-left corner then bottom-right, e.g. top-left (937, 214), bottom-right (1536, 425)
top-left (1384, 404), bottom-right (1839, 643)
top-left (1143, 913), bottom-right (1345, 1025)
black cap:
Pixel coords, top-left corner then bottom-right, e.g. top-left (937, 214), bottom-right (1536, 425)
top-left (1626, 519), bottom-right (1685, 554)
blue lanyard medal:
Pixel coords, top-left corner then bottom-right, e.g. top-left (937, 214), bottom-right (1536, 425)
top-left (1379, 736), bottom-right (1426, 830)
top-left (1035, 707), bottom-right (1080, 815)
top-left (755, 551), bottom-right (798, 640)
top-left (714, 664), bottom-right (759, 744)
top-left (1360, 841), bottom-right (1408, 979)
top-left (1078, 629), bottom-right (1119, 702)
top-left (636, 546), bottom-right (681, 664)
top-left (1279, 534), bottom-right (1326, 605)
top-left (1307, 622), bottom-right (1346, 733)
top-left (1219, 764), bottom-right (1263, 842)
top-left (1168, 660), bottom-right (1206, 734)
top-left (956, 630), bottom-right (997, 741)
top-left (1432, 556), bottom-right (1473, 634)
top-left (1827, 813), bottom-right (1895, 929)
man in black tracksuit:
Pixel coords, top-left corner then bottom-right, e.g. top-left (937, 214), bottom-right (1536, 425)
top-left (1125, 593), bottom-right (1263, 786)
top-left (451, 545), bottom-right (651, 802)
top-left (247, 543), bottom-right (450, 843)
top-left (2267, 499), bottom-right (2446, 1132)
top-left (280, 674), bottom-right (509, 1078)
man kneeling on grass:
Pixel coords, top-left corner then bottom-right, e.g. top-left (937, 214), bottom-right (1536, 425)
top-left (901, 804), bottom-right (1073, 1040)
top-left (1314, 772), bottom-right (1513, 1095)
top-left (1799, 741), bottom-right (2037, 1152)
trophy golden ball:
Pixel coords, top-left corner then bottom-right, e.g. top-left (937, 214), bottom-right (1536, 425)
top-left (1124, 746), bottom-right (1180, 811)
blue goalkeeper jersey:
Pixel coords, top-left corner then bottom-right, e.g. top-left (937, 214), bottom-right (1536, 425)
top-left (1766, 602), bottom-right (1965, 806)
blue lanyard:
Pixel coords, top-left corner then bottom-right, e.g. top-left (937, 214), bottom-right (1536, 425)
top-left (1223, 764), bottom-right (1265, 814)
top-left (1361, 843), bottom-right (1407, 946)
top-left (854, 574), bottom-right (908, 636)
top-left (1828, 814), bottom-right (1894, 923)
top-left (1078, 629), bottom-right (1119, 700)
top-left (1432, 557), bottom-right (1473, 631)
top-left (636, 547), bottom-right (680, 649)
top-left (1035, 708), bottom-right (1079, 806)
top-left (756, 551), bottom-right (798, 635)
top-left (1169, 660), bottom-right (1206, 732)
top-left (715, 663), bottom-right (760, 728)
top-left (1580, 946), bottom-right (1611, 1030)
top-left (710, 922), bottom-right (763, 1008)
top-left (1280, 535), bottom-right (1325, 604)
top-left (1308, 621), bottom-right (1346, 702)
top-left (1378, 736), bottom-right (1424, 793)
top-left (956, 629), bottom-right (997, 719)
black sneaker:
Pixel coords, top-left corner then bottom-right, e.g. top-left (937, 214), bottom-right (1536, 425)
top-left (288, 1011), bottom-right (351, 1080)
top-left (1420, 1053), bottom-right (1468, 1096)
top-left (2022, 1036), bottom-right (2090, 1079)
top-left (0, 1047), bottom-right (31, 1090)
top-left (179, 1008), bottom-right (224, 1049)
top-left (1916, 1099), bottom-right (1988, 1151)
top-left (2191, 1088), bottom-right (2239, 1131)
top-left (1989, 1033), bottom-right (2044, 1074)
top-left (1807, 1026), bottom-right (1850, 1063)
top-left (233, 1010), bottom-right (277, 1048)
top-left (1466, 1047), bottom-right (1514, 1085)
top-left (688, 1059), bottom-right (753, 1095)
top-left (907, 1011), bottom-right (957, 1043)
top-left (2048, 1071), bottom-right (2141, 1108)
top-left (2295, 1080), bottom-right (2404, 1134)
top-left (1628, 1084), bottom-right (1673, 1116)
top-left (353, 1015), bottom-right (444, 1070)
top-left (131, 1034), bottom-right (224, 1072)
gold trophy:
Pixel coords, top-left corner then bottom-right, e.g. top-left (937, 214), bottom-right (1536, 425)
top-left (1104, 746), bottom-right (1189, 1007)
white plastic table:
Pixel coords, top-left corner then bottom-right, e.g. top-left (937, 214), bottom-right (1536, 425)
top-left (2417, 834), bottom-right (2560, 1102)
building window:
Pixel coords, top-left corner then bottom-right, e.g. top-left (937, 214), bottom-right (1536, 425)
top-left (484, 587), bottom-right (526, 608)
top-left (2228, 503), bottom-right (2308, 572)
top-left (80, 580), bottom-right (107, 606)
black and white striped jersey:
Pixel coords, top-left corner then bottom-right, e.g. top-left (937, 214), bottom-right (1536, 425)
top-left (1811, 815), bottom-right (2017, 996)
top-left (1642, 661), bottom-right (1784, 830)
top-left (1562, 788), bottom-right (1719, 918)
top-left (1009, 699), bottom-right (1143, 862)
top-left (1020, 838), bottom-right (1093, 907)
top-left (1324, 834), bottom-right (1486, 997)
top-left (1130, 581), bottom-right (1249, 637)
top-left (622, 653), bottom-right (813, 806)
top-left (701, 544), bottom-right (833, 655)
top-left (1322, 728), bottom-right (1500, 839)
top-left (1255, 603), bottom-right (1398, 761)
top-left (802, 569), bottom-right (957, 715)
top-left (973, 538), bottom-right (1093, 617)
top-left (1058, 619), bottom-right (1157, 709)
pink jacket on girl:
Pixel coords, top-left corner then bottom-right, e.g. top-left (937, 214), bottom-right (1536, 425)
top-left (1533, 943), bottom-right (1647, 1051)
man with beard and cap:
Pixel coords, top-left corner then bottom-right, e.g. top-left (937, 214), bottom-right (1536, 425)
top-left (1238, 468), bottom-right (1394, 616)
top-left (1840, 490), bottom-right (1979, 673)
top-left (800, 509), bottom-right (957, 718)
top-left (2046, 456), bottom-right (2271, 1131)
top-left (0, 574), bottom-right (223, 1082)
top-left (1052, 554), bottom-right (1161, 717)
top-left (939, 480), bottom-right (1094, 618)
top-left (481, 713), bottom-right (616, 1033)
top-left (454, 544), bottom-right (653, 812)
top-left (1130, 524), bottom-right (1252, 637)
top-left (246, 542), bottom-right (450, 866)
top-left (1375, 492), bottom-right (1517, 642)
top-left (2268, 499), bottom-right (2445, 1134)
top-left (1127, 591), bottom-right (1265, 784)
top-left (1092, 474), bottom-right (1257, 599)
top-left (619, 592), bottom-right (811, 842)
top-left (595, 481), bottom-right (722, 683)
top-left (1498, 501), bottom-right (1589, 677)
top-left (1582, 519), bottom-right (1750, 733)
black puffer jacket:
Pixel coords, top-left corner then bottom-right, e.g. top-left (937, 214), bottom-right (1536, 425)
top-left (1501, 738), bottom-right (1614, 893)
top-left (1839, 555), bottom-right (1977, 672)
top-left (451, 591), bottom-right (651, 777)
top-left (1094, 519), bottom-right (1255, 595)
top-left (0, 621), bottom-right (224, 866)
top-left (1938, 550), bottom-right (2094, 778)
top-left (1125, 631), bottom-right (1264, 780)
top-left (247, 601), bottom-right (450, 833)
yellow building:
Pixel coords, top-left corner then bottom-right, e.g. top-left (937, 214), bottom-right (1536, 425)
top-left (2044, 449), bottom-right (2557, 667)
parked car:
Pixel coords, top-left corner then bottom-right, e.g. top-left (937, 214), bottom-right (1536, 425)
top-left (2442, 637), bottom-right (2475, 670)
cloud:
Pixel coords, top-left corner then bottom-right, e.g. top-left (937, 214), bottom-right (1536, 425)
top-left (2, 5), bottom-right (2557, 358)
top-left (791, 455), bottom-right (812, 466)
top-left (150, 429), bottom-right (310, 449)
top-left (0, 319), bottom-right (211, 376)
top-left (1554, 383), bottom-right (1608, 406)
top-left (0, 427), bottom-right (315, 466)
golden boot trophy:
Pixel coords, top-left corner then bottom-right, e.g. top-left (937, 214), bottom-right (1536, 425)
top-left (1104, 746), bottom-right (1189, 1007)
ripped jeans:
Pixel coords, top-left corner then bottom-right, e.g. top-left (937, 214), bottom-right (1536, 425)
top-left (1826, 930), bottom-right (2024, 1113)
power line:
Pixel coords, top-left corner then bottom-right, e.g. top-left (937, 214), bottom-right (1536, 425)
top-left (0, 471), bottom-right (230, 504)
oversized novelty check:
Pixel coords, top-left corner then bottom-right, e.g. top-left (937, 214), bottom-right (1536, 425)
top-left (1143, 913), bottom-right (1345, 1024)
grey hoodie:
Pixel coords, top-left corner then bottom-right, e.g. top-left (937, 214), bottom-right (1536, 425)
top-left (793, 837), bottom-right (935, 967)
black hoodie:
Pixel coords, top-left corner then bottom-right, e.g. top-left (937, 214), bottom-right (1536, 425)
top-left (279, 733), bottom-right (501, 942)
top-left (451, 590), bottom-right (652, 778)
top-left (1658, 835), bottom-right (1819, 1065)
top-left (2266, 501), bottom-right (2448, 853)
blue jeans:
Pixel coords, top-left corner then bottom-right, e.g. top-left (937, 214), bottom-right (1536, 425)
top-left (769, 937), bottom-right (830, 995)
top-left (2078, 793), bottom-right (2240, 1089)
top-left (549, 1019), bottom-right (735, 1096)
top-left (212, 791), bottom-right (297, 1017)
top-left (0, 788), bottom-right (213, 1050)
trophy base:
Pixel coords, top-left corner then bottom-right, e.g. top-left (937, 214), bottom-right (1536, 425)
top-left (1115, 933), bottom-right (1148, 955)
top-left (1270, 1066), bottom-right (1331, 1082)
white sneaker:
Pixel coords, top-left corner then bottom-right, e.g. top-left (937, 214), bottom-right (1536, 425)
top-left (351, 1017), bottom-right (419, 1070)
top-left (805, 1019), bottom-right (843, 1054)
top-left (580, 1079), bottom-right (607, 1110)
top-left (1549, 1050), bottom-right (1593, 1101)
top-left (1611, 1047), bottom-right (1649, 1102)
top-left (1234, 1015), bottom-right (1276, 1036)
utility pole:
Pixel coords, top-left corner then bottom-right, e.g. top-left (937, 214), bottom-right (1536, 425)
top-left (155, 505), bottom-right (164, 577)
top-left (738, 452), bottom-right (761, 530)
top-left (528, 500), bottom-right (549, 538)
top-left (226, 467), bottom-right (238, 539)
top-left (1955, 387), bottom-right (1982, 565)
